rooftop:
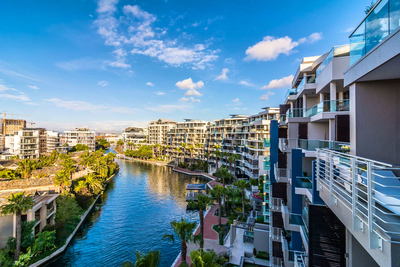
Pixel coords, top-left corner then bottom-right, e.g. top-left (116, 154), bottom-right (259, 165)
top-left (186, 184), bottom-right (207, 191)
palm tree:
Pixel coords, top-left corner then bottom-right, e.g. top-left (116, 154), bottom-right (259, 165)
top-left (234, 180), bottom-right (248, 219)
top-left (188, 194), bottom-right (212, 249)
top-left (162, 218), bottom-right (200, 264)
top-left (62, 160), bottom-right (76, 182)
top-left (226, 186), bottom-right (240, 211)
top-left (176, 147), bottom-right (182, 165)
top-left (1, 192), bottom-right (34, 260)
top-left (74, 179), bottom-right (88, 194)
top-left (17, 159), bottom-right (36, 179)
top-left (213, 150), bottom-right (222, 173)
top-left (80, 151), bottom-right (92, 169)
top-left (195, 143), bottom-right (203, 160)
top-left (134, 250), bottom-right (161, 267)
top-left (190, 249), bottom-right (226, 267)
top-left (165, 145), bottom-right (171, 161)
top-left (85, 173), bottom-right (103, 194)
top-left (204, 152), bottom-right (210, 164)
top-left (92, 158), bottom-right (108, 179)
top-left (228, 156), bottom-right (235, 175)
top-left (210, 185), bottom-right (226, 229)
top-left (181, 143), bottom-right (188, 164)
top-left (54, 170), bottom-right (71, 192)
top-left (223, 152), bottom-right (230, 168)
top-left (188, 145), bottom-right (195, 164)
top-left (232, 154), bottom-right (240, 182)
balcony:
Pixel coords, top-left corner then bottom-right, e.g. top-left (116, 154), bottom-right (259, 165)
top-left (278, 138), bottom-right (289, 152)
top-left (349, 0), bottom-right (400, 65)
top-left (316, 45), bottom-right (350, 77)
top-left (274, 165), bottom-right (290, 183)
top-left (316, 148), bottom-right (400, 264)
top-left (286, 100), bottom-right (350, 121)
top-left (284, 88), bottom-right (297, 102)
top-left (298, 139), bottom-right (350, 152)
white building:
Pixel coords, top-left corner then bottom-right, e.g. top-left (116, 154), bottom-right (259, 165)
top-left (64, 128), bottom-right (96, 151)
top-left (11, 128), bottom-right (44, 159)
top-left (148, 119), bottom-right (176, 145)
top-left (122, 127), bottom-right (147, 151)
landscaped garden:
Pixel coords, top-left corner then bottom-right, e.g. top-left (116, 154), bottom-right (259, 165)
top-left (0, 150), bottom-right (119, 266)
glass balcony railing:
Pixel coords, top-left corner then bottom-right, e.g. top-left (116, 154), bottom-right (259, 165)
top-left (263, 138), bottom-right (270, 147)
top-left (298, 139), bottom-right (350, 151)
top-left (316, 44), bottom-right (350, 76)
top-left (284, 88), bottom-right (297, 101)
top-left (295, 176), bottom-right (312, 189)
top-left (286, 100), bottom-right (350, 118)
top-left (297, 75), bottom-right (316, 90)
top-left (350, 0), bottom-right (400, 65)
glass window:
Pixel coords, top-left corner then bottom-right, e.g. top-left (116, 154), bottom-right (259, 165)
top-left (390, 0), bottom-right (400, 33)
top-left (365, 0), bottom-right (389, 53)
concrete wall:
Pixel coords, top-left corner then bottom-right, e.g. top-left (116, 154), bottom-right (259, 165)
top-left (316, 57), bottom-right (349, 93)
top-left (0, 215), bottom-right (13, 247)
top-left (306, 96), bottom-right (319, 108)
top-left (301, 157), bottom-right (314, 177)
top-left (347, 230), bottom-right (379, 267)
top-left (350, 79), bottom-right (400, 165)
top-left (308, 122), bottom-right (329, 140)
top-left (254, 224), bottom-right (269, 252)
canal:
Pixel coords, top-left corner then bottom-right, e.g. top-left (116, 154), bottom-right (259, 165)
top-left (45, 152), bottom-right (205, 267)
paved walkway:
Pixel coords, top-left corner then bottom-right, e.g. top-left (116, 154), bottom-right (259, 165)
top-left (173, 205), bottom-right (229, 266)
top-left (230, 228), bottom-right (254, 265)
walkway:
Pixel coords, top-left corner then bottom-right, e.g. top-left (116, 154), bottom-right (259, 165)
top-left (172, 166), bottom-right (223, 189)
top-left (230, 228), bottom-right (254, 265)
top-left (173, 205), bottom-right (228, 267)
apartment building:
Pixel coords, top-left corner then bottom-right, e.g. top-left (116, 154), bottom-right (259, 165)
top-left (45, 130), bottom-right (67, 154)
top-left (147, 119), bottom-right (176, 145)
top-left (122, 127), bottom-right (147, 151)
top-left (266, 2), bottom-right (400, 266)
top-left (166, 119), bottom-right (209, 162)
top-left (10, 128), bottom-right (45, 159)
top-left (64, 127), bottom-right (96, 151)
top-left (1, 119), bottom-right (26, 136)
top-left (206, 108), bottom-right (278, 179)
top-left (0, 193), bottom-right (59, 247)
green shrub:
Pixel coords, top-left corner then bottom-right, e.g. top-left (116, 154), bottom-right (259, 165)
top-left (256, 251), bottom-right (269, 260)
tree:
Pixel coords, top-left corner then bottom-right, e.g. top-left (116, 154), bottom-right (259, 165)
top-left (134, 250), bottom-right (161, 267)
top-left (210, 185), bottom-right (226, 229)
top-left (176, 147), bottom-right (182, 165)
top-left (162, 218), bottom-right (199, 264)
top-left (54, 170), bottom-right (71, 192)
top-left (195, 143), bottom-right (203, 160)
top-left (188, 194), bottom-right (212, 249)
top-left (234, 180), bottom-right (248, 219)
top-left (181, 143), bottom-right (188, 164)
top-left (0, 192), bottom-right (34, 260)
top-left (85, 173), bottom-right (103, 194)
top-left (17, 159), bottom-right (37, 179)
top-left (165, 145), bottom-right (171, 160)
top-left (92, 158), bottom-right (108, 179)
top-left (188, 145), bottom-right (195, 163)
top-left (55, 192), bottom-right (82, 223)
top-left (226, 186), bottom-right (240, 211)
top-left (189, 249), bottom-right (227, 267)
top-left (74, 179), bottom-right (88, 194)
top-left (231, 154), bottom-right (240, 182)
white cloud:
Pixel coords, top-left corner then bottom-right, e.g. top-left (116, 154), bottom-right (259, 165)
top-left (232, 98), bottom-right (240, 103)
top-left (27, 85), bottom-right (39, 90)
top-left (192, 22), bottom-right (201, 27)
top-left (261, 75), bottom-right (293, 89)
top-left (298, 32), bottom-right (323, 44)
top-left (245, 36), bottom-right (299, 61)
top-left (184, 89), bottom-right (201, 96)
top-left (245, 33), bottom-right (323, 61)
top-left (110, 107), bottom-right (139, 114)
top-left (239, 80), bottom-right (254, 87)
top-left (56, 58), bottom-right (106, 71)
top-left (146, 104), bottom-right (192, 113)
top-left (94, 3), bottom-right (218, 69)
top-left (97, 0), bottom-right (119, 13)
top-left (0, 84), bottom-right (14, 92)
top-left (109, 48), bottom-right (131, 68)
top-left (214, 68), bottom-right (229, 81)
top-left (0, 67), bottom-right (41, 82)
top-left (180, 97), bottom-right (200, 103)
top-left (224, 58), bottom-right (236, 65)
top-left (156, 91), bottom-right (165, 95)
top-left (98, 81), bottom-right (108, 86)
top-left (260, 91), bottom-right (275, 100)
top-left (175, 78), bottom-right (204, 90)
top-left (146, 82), bottom-right (154, 86)
top-left (343, 27), bottom-right (355, 33)
top-left (43, 98), bottom-right (107, 111)
top-left (0, 93), bottom-right (30, 102)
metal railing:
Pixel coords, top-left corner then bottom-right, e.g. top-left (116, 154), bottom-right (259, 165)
top-left (316, 148), bottom-right (400, 248)
top-left (316, 44), bottom-right (350, 76)
top-left (298, 139), bottom-right (350, 151)
top-left (286, 100), bottom-right (350, 119)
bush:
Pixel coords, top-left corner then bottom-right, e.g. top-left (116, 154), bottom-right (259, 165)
top-left (69, 144), bottom-right (90, 152)
top-left (250, 179), bottom-right (259, 186)
top-left (256, 251), bottom-right (269, 260)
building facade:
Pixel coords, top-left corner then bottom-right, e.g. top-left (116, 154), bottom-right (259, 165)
top-left (122, 127), bottom-right (147, 151)
top-left (1, 119), bottom-right (26, 136)
top-left (147, 119), bottom-right (176, 145)
top-left (64, 128), bottom-right (96, 151)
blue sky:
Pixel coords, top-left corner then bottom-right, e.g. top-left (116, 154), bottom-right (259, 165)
top-left (0, 0), bottom-right (368, 132)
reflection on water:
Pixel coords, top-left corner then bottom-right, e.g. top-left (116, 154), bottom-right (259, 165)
top-left (44, 158), bottom-right (207, 267)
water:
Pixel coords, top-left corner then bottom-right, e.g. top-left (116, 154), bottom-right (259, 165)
top-left (45, 149), bottom-right (205, 267)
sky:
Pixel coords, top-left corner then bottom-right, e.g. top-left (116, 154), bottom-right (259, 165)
top-left (0, 0), bottom-right (368, 132)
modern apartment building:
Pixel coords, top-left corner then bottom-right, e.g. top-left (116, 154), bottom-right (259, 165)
top-left (1, 119), bottom-right (26, 136)
top-left (206, 108), bottom-right (278, 179)
top-left (122, 127), bottom-right (147, 151)
top-left (0, 193), bottom-right (59, 247)
top-left (147, 119), bottom-right (176, 145)
top-left (10, 128), bottom-right (45, 159)
top-left (166, 119), bottom-right (209, 161)
top-left (265, 2), bottom-right (400, 266)
top-left (64, 127), bottom-right (96, 151)
top-left (45, 130), bottom-right (66, 154)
